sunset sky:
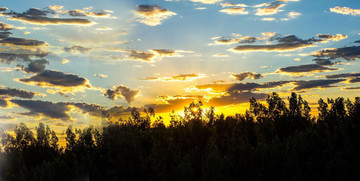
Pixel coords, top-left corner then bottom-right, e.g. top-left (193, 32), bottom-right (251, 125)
top-left (0, 0), bottom-right (360, 134)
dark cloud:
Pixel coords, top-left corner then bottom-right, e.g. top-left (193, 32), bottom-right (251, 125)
top-left (68, 102), bottom-right (106, 117)
top-left (343, 87), bottom-right (360, 90)
top-left (195, 81), bottom-right (292, 93)
top-left (0, 7), bottom-right (8, 12)
top-left (228, 81), bottom-right (292, 92)
top-left (278, 64), bottom-right (339, 74)
top-left (0, 37), bottom-right (46, 46)
top-left (11, 99), bottom-right (71, 120)
top-left (232, 72), bottom-right (263, 81)
top-left (214, 36), bottom-right (258, 45)
top-left (1, 8), bottom-right (93, 25)
top-left (5, 98), bottom-right (132, 120)
top-left (67, 9), bottom-right (111, 17)
top-left (0, 87), bottom-right (36, 98)
top-left (208, 92), bottom-right (268, 107)
top-left (0, 97), bottom-right (8, 107)
top-left (0, 32), bottom-right (12, 38)
top-left (0, 52), bottom-right (48, 64)
top-left (312, 58), bottom-right (339, 66)
top-left (313, 46), bottom-right (360, 61)
top-left (104, 85), bottom-right (140, 103)
top-left (128, 50), bottom-right (155, 61)
top-left (317, 34), bottom-right (347, 41)
top-left (22, 59), bottom-right (49, 73)
top-left (20, 70), bottom-right (89, 88)
top-left (292, 79), bottom-right (345, 90)
top-left (325, 73), bottom-right (360, 79)
top-left (124, 49), bottom-right (184, 61)
top-left (349, 77), bottom-right (360, 83)
top-left (64, 45), bottom-right (92, 54)
top-left (0, 22), bottom-right (13, 31)
top-left (232, 35), bottom-right (322, 52)
top-left (232, 43), bottom-right (312, 52)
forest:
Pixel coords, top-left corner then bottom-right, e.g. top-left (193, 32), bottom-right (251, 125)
top-left (0, 92), bottom-right (360, 181)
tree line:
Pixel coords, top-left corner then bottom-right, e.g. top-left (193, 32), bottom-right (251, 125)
top-left (0, 92), bottom-right (360, 180)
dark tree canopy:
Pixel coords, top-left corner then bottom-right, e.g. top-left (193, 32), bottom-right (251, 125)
top-left (1, 92), bottom-right (360, 181)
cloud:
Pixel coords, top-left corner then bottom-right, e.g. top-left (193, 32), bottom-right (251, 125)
top-left (194, 81), bottom-right (292, 93)
top-left (48, 5), bottom-right (64, 11)
top-left (277, 64), bottom-right (339, 74)
top-left (0, 123), bottom-right (16, 130)
top-left (231, 35), bottom-right (322, 52)
top-left (232, 72), bottom-right (263, 81)
top-left (61, 59), bottom-right (69, 64)
top-left (330, 6), bottom-right (360, 16)
top-left (95, 27), bottom-right (112, 31)
top-left (292, 79), bottom-right (345, 90)
top-left (312, 58), bottom-right (338, 66)
top-left (104, 85), bottom-right (140, 103)
top-left (190, 0), bottom-right (223, 4)
top-left (8, 98), bottom-right (133, 120)
top-left (67, 9), bottom-right (112, 18)
top-left (142, 73), bottom-right (206, 82)
top-left (317, 34), bottom-right (348, 42)
top-left (19, 70), bottom-right (90, 92)
top-left (0, 97), bottom-right (8, 107)
top-left (128, 50), bottom-right (156, 61)
top-left (232, 43), bottom-right (313, 52)
top-left (261, 17), bottom-right (276, 21)
top-left (0, 52), bottom-right (48, 64)
top-left (0, 7), bottom-right (8, 12)
top-left (213, 53), bottom-right (229, 57)
top-left (212, 36), bottom-right (259, 45)
top-left (255, 2), bottom-right (286, 16)
top-left (125, 49), bottom-right (184, 61)
top-left (208, 92), bottom-right (268, 106)
top-left (0, 37), bottom-right (46, 46)
top-left (134, 5), bottom-right (176, 26)
top-left (220, 2), bottom-right (248, 8)
top-left (325, 73), bottom-right (360, 79)
top-left (312, 46), bottom-right (360, 61)
top-left (1, 8), bottom-right (94, 25)
top-left (10, 99), bottom-right (71, 120)
top-left (342, 87), bottom-right (360, 90)
top-left (0, 32), bottom-right (11, 38)
top-left (22, 59), bottom-right (49, 73)
top-left (288, 11), bottom-right (301, 18)
top-left (150, 49), bottom-right (178, 56)
top-left (349, 77), bottom-right (360, 83)
top-left (219, 7), bottom-right (248, 15)
top-left (0, 87), bottom-right (36, 98)
top-left (94, 73), bottom-right (108, 78)
top-left (0, 22), bottom-right (13, 31)
top-left (145, 95), bottom-right (204, 113)
top-left (64, 45), bottom-right (92, 54)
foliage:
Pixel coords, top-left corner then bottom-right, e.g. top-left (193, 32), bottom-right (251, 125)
top-left (1, 92), bottom-right (360, 180)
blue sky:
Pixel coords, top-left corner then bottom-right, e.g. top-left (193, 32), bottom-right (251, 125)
top-left (0, 0), bottom-right (360, 134)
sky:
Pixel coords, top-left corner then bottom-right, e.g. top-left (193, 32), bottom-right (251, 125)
top-left (0, 0), bottom-right (360, 136)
